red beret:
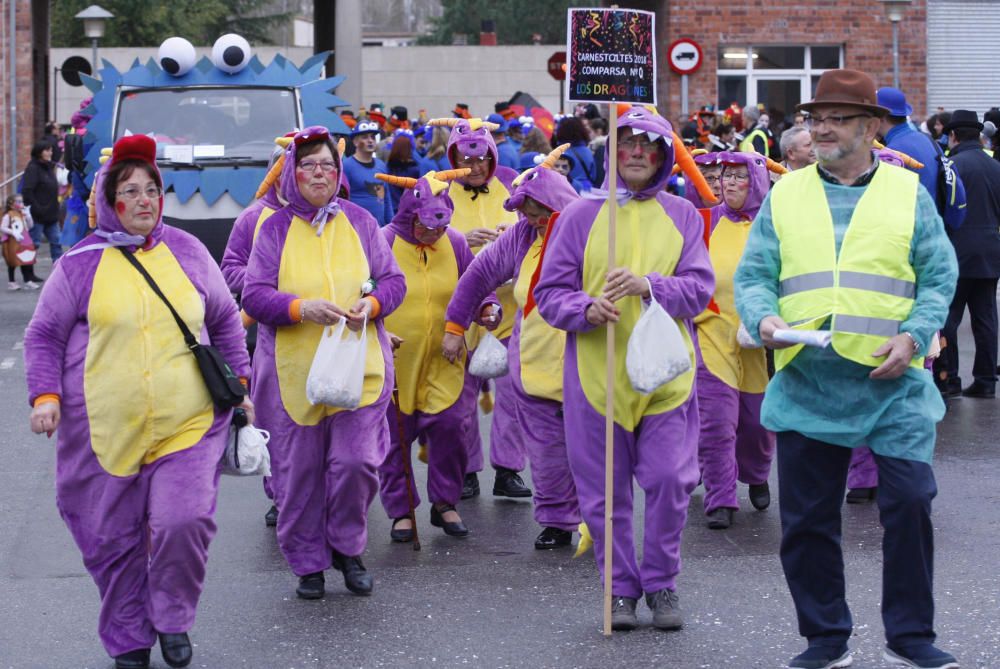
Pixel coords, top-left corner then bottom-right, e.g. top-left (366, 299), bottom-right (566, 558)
top-left (111, 134), bottom-right (157, 168)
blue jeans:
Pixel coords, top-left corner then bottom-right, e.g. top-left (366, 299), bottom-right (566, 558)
top-left (29, 221), bottom-right (62, 261)
top-left (777, 431), bottom-right (938, 649)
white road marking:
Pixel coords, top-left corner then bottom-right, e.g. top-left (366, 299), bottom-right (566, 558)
top-left (13, 340), bottom-right (23, 350)
top-left (0, 358), bottom-right (15, 370)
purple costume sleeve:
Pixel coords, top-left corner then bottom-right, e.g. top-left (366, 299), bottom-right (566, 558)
top-left (23, 256), bottom-right (86, 403)
top-left (535, 199), bottom-right (604, 334)
top-left (648, 193), bottom-right (715, 319)
top-left (344, 200), bottom-right (406, 319)
top-left (445, 222), bottom-right (526, 328)
top-left (242, 211), bottom-right (300, 327)
top-left (220, 201), bottom-right (264, 294)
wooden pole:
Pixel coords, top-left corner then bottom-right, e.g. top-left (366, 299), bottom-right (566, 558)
top-left (602, 101), bottom-right (618, 638)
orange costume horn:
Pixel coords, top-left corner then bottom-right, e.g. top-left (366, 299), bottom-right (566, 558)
top-left (431, 168), bottom-right (472, 181)
top-left (873, 140), bottom-right (925, 170)
top-left (539, 143), bottom-right (572, 170)
top-left (253, 136), bottom-right (296, 200)
top-left (765, 156), bottom-right (789, 175)
top-left (375, 173), bottom-right (418, 189)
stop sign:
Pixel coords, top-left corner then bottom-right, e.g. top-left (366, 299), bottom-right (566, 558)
top-left (547, 51), bottom-right (566, 81)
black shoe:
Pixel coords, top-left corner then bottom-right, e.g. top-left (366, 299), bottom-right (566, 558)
top-left (295, 572), bottom-right (325, 599)
top-left (390, 517), bottom-right (414, 543)
top-left (331, 550), bottom-right (374, 595)
top-left (492, 466), bottom-right (532, 498)
top-left (845, 486), bottom-right (877, 504)
top-left (534, 527), bottom-right (572, 549)
top-left (706, 507), bottom-right (734, 529)
top-left (788, 644), bottom-right (852, 669)
top-left (961, 381), bottom-right (995, 398)
top-left (883, 644), bottom-right (959, 668)
top-left (610, 596), bottom-right (638, 631)
top-left (938, 377), bottom-right (962, 399)
top-left (115, 649), bottom-right (151, 669)
top-left (645, 588), bottom-right (683, 630)
top-left (461, 472), bottom-right (480, 499)
top-left (748, 482), bottom-right (771, 510)
top-left (430, 504), bottom-right (469, 537)
top-left (157, 632), bottom-right (192, 668)
top-left (264, 505), bottom-right (278, 527)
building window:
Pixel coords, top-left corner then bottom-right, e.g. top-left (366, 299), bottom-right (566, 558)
top-left (717, 45), bottom-right (843, 125)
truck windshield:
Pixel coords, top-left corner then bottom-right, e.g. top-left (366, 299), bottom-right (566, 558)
top-left (114, 86), bottom-right (298, 161)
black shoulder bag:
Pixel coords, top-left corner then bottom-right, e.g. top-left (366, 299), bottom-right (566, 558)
top-left (119, 248), bottom-right (247, 409)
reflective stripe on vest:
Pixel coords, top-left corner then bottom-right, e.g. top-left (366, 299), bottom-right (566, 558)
top-left (739, 128), bottom-right (768, 154)
top-left (770, 163), bottom-right (924, 370)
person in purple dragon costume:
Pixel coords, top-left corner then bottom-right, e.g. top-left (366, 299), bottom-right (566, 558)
top-left (695, 151), bottom-right (776, 530)
top-left (427, 116), bottom-right (531, 500)
top-left (445, 144), bottom-right (583, 550)
top-left (534, 106), bottom-right (714, 632)
top-left (375, 167), bottom-right (498, 540)
top-left (24, 133), bottom-right (252, 669)
top-left (242, 126), bottom-right (406, 601)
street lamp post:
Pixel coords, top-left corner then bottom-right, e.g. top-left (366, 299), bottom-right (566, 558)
top-left (879, 0), bottom-right (912, 90)
top-left (74, 5), bottom-right (114, 78)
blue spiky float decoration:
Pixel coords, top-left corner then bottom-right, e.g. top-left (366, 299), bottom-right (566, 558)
top-left (78, 35), bottom-right (350, 208)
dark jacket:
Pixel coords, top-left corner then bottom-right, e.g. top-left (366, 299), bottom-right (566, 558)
top-left (21, 159), bottom-right (60, 224)
top-left (947, 140), bottom-right (1000, 278)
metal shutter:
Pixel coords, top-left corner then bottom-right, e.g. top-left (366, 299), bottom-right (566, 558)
top-left (927, 0), bottom-right (1000, 115)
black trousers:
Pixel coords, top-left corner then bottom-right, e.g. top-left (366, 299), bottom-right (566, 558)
top-left (777, 431), bottom-right (937, 649)
top-left (936, 277), bottom-right (999, 386)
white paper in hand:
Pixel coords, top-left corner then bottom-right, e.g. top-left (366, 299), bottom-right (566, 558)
top-left (469, 331), bottom-right (509, 378)
top-left (626, 289), bottom-right (691, 394)
top-left (772, 329), bottom-right (832, 348)
top-left (306, 316), bottom-right (367, 409)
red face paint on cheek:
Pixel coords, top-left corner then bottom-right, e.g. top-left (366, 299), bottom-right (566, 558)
top-left (649, 150), bottom-right (662, 167)
top-left (115, 201), bottom-right (126, 215)
top-left (296, 171), bottom-right (310, 184)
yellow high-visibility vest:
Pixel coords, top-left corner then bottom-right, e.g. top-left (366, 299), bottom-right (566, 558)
top-left (770, 163), bottom-right (924, 370)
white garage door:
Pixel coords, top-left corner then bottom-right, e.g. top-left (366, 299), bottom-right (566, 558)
top-left (927, 0), bottom-right (1000, 115)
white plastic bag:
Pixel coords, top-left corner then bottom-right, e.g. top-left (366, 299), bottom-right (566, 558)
top-left (469, 331), bottom-right (509, 379)
top-left (737, 322), bottom-right (763, 349)
top-left (223, 423), bottom-right (272, 477)
top-left (306, 316), bottom-right (367, 409)
top-left (626, 288), bottom-right (691, 394)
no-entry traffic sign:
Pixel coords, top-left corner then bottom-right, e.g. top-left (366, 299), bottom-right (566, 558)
top-left (548, 51), bottom-right (567, 81)
top-left (668, 38), bottom-right (702, 75)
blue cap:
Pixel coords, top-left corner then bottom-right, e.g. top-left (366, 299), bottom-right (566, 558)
top-left (876, 87), bottom-right (912, 117)
top-left (350, 120), bottom-right (381, 137)
top-left (486, 113), bottom-right (509, 133)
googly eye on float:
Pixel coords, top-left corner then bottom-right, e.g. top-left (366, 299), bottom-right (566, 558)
top-left (157, 37), bottom-right (197, 77)
top-left (212, 34), bottom-right (252, 74)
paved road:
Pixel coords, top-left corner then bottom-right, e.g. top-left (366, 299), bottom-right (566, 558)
top-left (1, 257), bottom-right (998, 669)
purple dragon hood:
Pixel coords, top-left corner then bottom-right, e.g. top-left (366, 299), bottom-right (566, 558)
top-left (379, 168), bottom-right (470, 244)
top-left (601, 106), bottom-right (677, 201)
top-left (714, 150), bottom-right (769, 222)
top-left (430, 117), bottom-right (501, 184)
top-left (278, 126), bottom-right (345, 227)
top-left (504, 144), bottom-right (580, 214)
top-left (682, 151), bottom-right (723, 209)
top-left (92, 134), bottom-right (166, 249)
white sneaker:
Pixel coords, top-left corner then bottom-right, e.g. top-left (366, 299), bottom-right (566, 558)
top-left (24, 281), bottom-right (41, 290)
top-left (7, 281), bottom-right (19, 291)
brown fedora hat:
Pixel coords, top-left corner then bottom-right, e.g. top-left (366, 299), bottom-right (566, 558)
top-left (797, 69), bottom-right (890, 117)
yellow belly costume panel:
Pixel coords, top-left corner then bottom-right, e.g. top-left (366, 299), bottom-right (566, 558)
top-left (577, 199), bottom-right (695, 432)
top-left (513, 234), bottom-right (565, 403)
top-left (384, 236), bottom-right (466, 415)
top-left (275, 213), bottom-right (385, 425)
top-left (695, 217), bottom-right (768, 393)
top-left (85, 245), bottom-right (214, 477)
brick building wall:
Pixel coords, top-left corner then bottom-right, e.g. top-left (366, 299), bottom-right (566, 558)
top-left (664, 0), bottom-right (928, 119)
top-left (0, 0), bottom-right (44, 193)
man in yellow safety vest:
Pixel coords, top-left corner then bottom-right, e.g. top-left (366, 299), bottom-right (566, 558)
top-left (734, 69), bottom-right (960, 669)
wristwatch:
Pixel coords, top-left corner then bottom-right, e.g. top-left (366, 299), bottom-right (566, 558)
top-left (902, 331), bottom-right (920, 354)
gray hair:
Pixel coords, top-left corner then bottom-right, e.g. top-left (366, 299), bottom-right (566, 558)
top-left (780, 126), bottom-right (810, 156)
top-left (744, 106), bottom-right (760, 124)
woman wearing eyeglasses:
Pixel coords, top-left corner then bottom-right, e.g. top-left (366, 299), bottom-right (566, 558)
top-left (23, 134), bottom-right (251, 669)
top-left (242, 126), bottom-right (405, 601)
top-left (694, 151), bottom-right (775, 530)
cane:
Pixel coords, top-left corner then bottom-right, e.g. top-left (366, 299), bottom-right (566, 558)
top-left (392, 384), bottom-right (421, 551)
